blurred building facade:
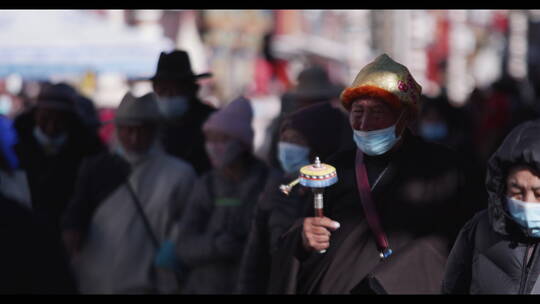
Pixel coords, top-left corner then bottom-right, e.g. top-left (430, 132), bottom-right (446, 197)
top-left (1, 10), bottom-right (539, 112)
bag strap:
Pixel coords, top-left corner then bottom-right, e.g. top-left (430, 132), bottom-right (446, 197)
top-left (126, 179), bottom-right (185, 289)
top-left (125, 180), bottom-right (160, 249)
top-left (354, 149), bottom-right (393, 260)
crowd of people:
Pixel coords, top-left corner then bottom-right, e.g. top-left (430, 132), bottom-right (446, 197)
top-left (1, 49), bottom-right (540, 294)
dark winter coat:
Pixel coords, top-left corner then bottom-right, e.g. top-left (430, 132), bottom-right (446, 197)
top-left (236, 169), bottom-right (311, 294)
top-left (61, 151), bottom-right (131, 238)
top-left (13, 109), bottom-right (105, 229)
top-left (443, 120), bottom-right (540, 294)
top-left (174, 158), bottom-right (270, 294)
top-left (267, 131), bottom-right (483, 294)
top-left (160, 98), bottom-right (215, 176)
top-left (237, 102), bottom-right (354, 294)
top-left (0, 194), bottom-right (77, 294)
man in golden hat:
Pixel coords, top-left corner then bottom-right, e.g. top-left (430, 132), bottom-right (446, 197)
top-left (267, 54), bottom-right (484, 294)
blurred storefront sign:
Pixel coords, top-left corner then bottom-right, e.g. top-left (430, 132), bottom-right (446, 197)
top-left (0, 10), bottom-right (173, 80)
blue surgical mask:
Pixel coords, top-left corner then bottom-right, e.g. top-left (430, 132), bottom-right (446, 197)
top-left (506, 197), bottom-right (540, 237)
top-left (353, 111), bottom-right (405, 156)
top-left (353, 125), bottom-right (401, 156)
top-left (420, 121), bottom-right (448, 141)
top-left (278, 142), bottom-right (310, 174)
top-left (158, 96), bottom-right (190, 119)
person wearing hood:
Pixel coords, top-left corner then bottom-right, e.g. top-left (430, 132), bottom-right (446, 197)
top-left (266, 54), bottom-right (482, 294)
top-left (62, 92), bottom-right (196, 294)
top-left (237, 101), bottom-right (353, 294)
top-left (49, 82), bottom-right (101, 133)
top-left (443, 120), bottom-right (540, 294)
top-left (151, 50), bottom-right (215, 176)
top-left (13, 84), bottom-right (105, 234)
top-left (0, 193), bottom-right (77, 294)
top-left (157, 96), bottom-right (270, 294)
top-left (0, 117), bottom-right (75, 294)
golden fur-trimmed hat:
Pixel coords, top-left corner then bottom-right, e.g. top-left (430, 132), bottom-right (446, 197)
top-left (340, 54), bottom-right (422, 113)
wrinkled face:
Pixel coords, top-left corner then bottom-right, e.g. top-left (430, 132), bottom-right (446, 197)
top-left (506, 165), bottom-right (540, 203)
top-left (34, 107), bottom-right (70, 137)
top-left (349, 98), bottom-right (398, 131)
top-left (117, 123), bottom-right (157, 153)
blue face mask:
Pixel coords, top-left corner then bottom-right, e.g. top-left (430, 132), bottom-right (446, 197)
top-left (420, 121), bottom-right (448, 141)
top-left (353, 111), bottom-right (405, 156)
top-left (158, 96), bottom-right (190, 119)
top-left (353, 125), bottom-right (401, 156)
top-left (278, 142), bottom-right (310, 174)
top-left (506, 197), bottom-right (540, 237)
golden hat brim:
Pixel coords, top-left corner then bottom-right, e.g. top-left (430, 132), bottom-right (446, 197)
top-left (340, 54), bottom-right (422, 112)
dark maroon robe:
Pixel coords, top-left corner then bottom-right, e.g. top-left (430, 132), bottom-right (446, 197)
top-left (268, 131), bottom-right (485, 294)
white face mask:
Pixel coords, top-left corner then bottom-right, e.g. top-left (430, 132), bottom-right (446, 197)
top-left (157, 96), bottom-right (190, 119)
top-left (33, 126), bottom-right (68, 155)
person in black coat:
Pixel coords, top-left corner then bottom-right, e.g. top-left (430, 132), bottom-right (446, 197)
top-left (267, 54), bottom-right (482, 294)
top-left (13, 84), bottom-right (105, 235)
top-left (150, 50), bottom-right (215, 176)
top-left (0, 193), bottom-right (77, 294)
top-left (443, 120), bottom-right (540, 294)
top-left (237, 101), bottom-right (353, 294)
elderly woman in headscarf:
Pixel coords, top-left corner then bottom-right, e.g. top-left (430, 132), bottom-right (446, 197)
top-left (236, 101), bottom-right (353, 294)
top-left (160, 96), bottom-right (271, 294)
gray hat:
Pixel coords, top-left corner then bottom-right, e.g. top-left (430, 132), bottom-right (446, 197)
top-left (115, 92), bottom-right (161, 125)
top-left (290, 65), bottom-right (342, 100)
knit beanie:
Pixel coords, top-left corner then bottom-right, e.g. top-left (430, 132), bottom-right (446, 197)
top-left (203, 96), bottom-right (254, 150)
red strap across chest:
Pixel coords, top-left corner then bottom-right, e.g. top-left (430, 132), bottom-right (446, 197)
top-left (354, 149), bottom-right (391, 257)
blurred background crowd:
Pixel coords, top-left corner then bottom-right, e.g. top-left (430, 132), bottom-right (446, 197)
top-left (1, 9), bottom-right (540, 294)
top-left (1, 10), bottom-right (539, 171)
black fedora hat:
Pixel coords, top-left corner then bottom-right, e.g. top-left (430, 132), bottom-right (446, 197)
top-left (150, 50), bottom-right (212, 82)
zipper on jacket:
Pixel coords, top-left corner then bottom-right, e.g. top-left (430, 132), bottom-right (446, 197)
top-left (519, 243), bottom-right (537, 294)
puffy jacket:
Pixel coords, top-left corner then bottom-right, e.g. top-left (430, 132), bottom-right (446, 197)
top-left (443, 120), bottom-right (540, 294)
